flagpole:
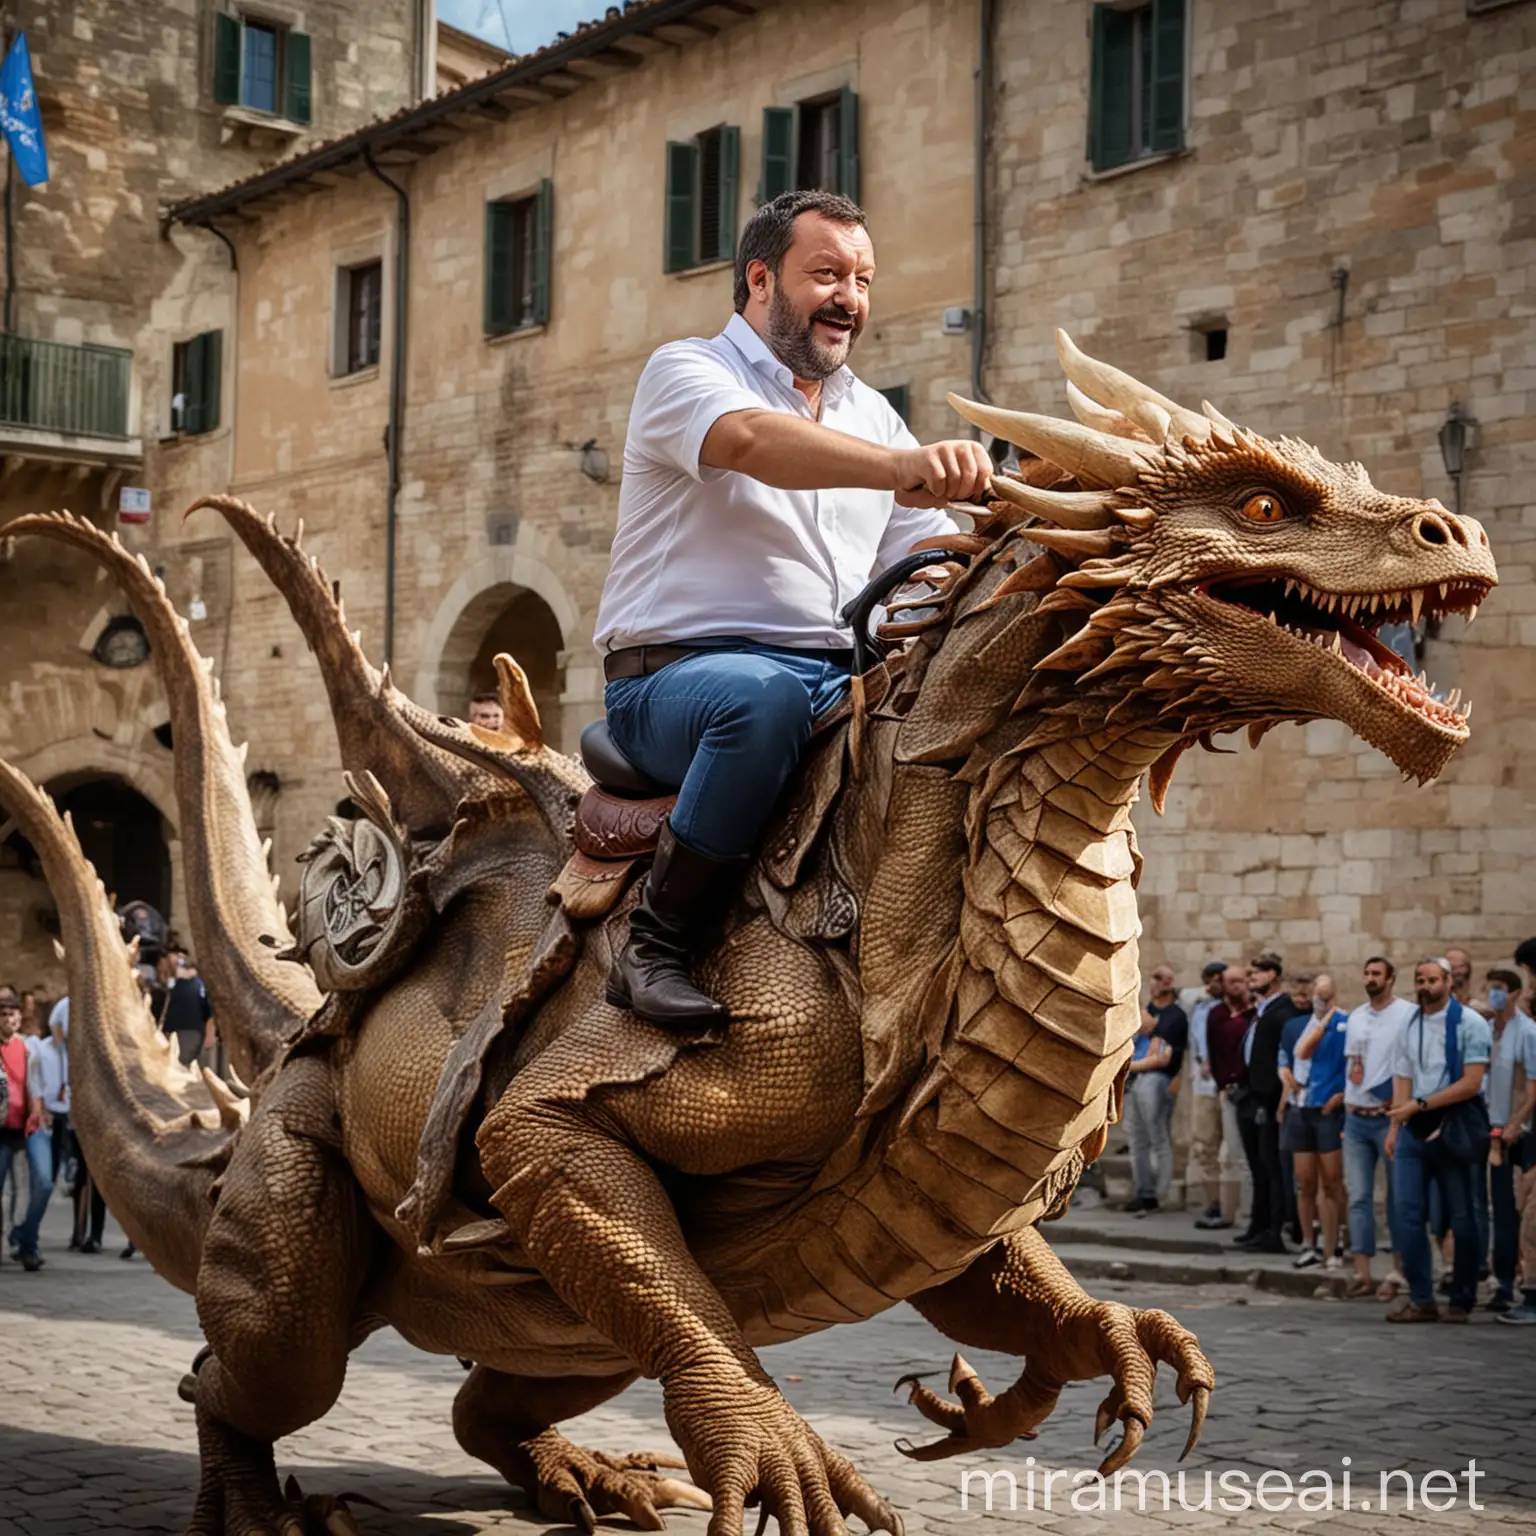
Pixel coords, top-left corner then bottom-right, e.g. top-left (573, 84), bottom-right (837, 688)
top-left (2, 22), bottom-right (11, 333)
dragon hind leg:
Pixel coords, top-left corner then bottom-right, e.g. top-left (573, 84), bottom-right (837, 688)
top-left (452, 1366), bottom-right (713, 1531)
top-left (902, 1226), bottom-right (1214, 1474)
top-left (189, 1056), bottom-right (375, 1534)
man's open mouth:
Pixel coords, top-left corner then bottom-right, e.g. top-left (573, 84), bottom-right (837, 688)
top-left (814, 314), bottom-right (854, 336)
top-left (1203, 574), bottom-right (1491, 731)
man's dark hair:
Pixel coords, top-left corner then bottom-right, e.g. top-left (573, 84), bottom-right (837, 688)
top-left (1364, 954), bottom-right (1396, 978)
top-left (470, 691), bottom-right (500, 706)
top-left (734, 189), bottom-right (868, 314)
top-left (1201, 959), bottom-right (1228, 980)
top-left (1250, 952), bottom-right (1283, 977)
top-left (1486, 968), bottom-right (1522, 992)
top-left (1515, 937), bottom-right (1536, 973)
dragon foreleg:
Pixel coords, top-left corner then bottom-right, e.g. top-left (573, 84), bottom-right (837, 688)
top-left (902, 1225), bottom-right (1213, 1474)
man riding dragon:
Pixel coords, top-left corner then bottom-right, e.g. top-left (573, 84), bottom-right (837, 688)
top-left (0, 191), bottom-right (1494, 1536)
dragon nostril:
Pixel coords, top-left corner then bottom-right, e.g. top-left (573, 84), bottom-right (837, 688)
top-left (1413, 514), bottom-right (1450, 548)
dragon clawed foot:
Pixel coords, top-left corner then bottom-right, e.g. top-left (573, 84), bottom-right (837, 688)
top-left (895, 1304), bottom-right (1213, 1477)
top-left (185, 1407), bottom-right (379, 1536)
top-left (666, 1369), bottom-right (904, 1536)
top-left (517, 1431), bottom-right (712, 1532)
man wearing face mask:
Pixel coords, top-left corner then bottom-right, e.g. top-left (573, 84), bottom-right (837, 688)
top-left (596, 189), bottom-right (992, 1029)
top-left (1481, 968), bottom-right (1536, 1315)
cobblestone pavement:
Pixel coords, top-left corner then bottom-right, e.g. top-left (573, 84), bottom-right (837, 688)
top-left (1, 1208), bottom-right (1531, 1535)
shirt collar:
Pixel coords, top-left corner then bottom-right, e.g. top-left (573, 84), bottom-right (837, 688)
top-left (721, 312), bottom-right (855, 404)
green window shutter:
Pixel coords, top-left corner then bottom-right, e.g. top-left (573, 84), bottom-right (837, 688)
top-left (198, 330), bottom-right (222, 432)
top-left (664, 141), bottom-right (699, 273)
top-left (759, 106), bottom-right (795, 205)
top-left (531, 179), bottom-right (553, 326)
top-left (837, 86), bottom-right (860, 203)
top-left (182, 336), bottom-right (207, 435)
top-left (484, 201), bottom-right (515, 335)
top-left (284, 30), bottom-right (312, 125)
top-left (1149, 0), bottom-right (1185, 154)
top-left (1089, 4), bottom-right (1135, 172)
top-left (716, 124), bottom-right (741, 258)
top-left (213, 13), bottom-right (241, 105)
top-left (878, 383), bottom-right (910, 426)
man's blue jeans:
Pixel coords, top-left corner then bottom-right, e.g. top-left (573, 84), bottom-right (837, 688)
top-left (603, 641), bottom-right (851, 859)
top-left (1342, 1111), bottom-right (1399, 1259)
top-left (10, 1126), bottom-right (54, 1258)
top-left (1394, 1122), bottom-right (1479, 1310)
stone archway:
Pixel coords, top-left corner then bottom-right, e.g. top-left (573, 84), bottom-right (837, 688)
top-left (414, 547), bottom-right (598, 753)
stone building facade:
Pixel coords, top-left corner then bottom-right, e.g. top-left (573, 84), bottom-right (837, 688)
top-left (2, 0), bottom-right (1533, 1000)
top-left (0, 0), bottom-right (431, 988)
top-left (979, 0), bottom-right (1535, 979)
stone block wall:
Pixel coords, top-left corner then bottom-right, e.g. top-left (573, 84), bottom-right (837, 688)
top-left (985, 0), bottom-right (1536, 988)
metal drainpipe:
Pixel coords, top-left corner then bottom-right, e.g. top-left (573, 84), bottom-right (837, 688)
top-left (362, 145), bottom-right (409, 666)
top-left (200, 221), bottom-right (240, 524)
top-left (970, 0), bottom-right (994, 423)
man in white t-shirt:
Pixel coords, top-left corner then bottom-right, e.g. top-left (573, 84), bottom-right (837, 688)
top-left (593, 190), bottom-right (991, 1029)
top-left (1341, 955), bottom-right (1416, 1299)
top-left (1384, 957), bottom-right (1492, 1322)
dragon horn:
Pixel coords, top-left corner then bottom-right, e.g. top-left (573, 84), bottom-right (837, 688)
top-left (947, 393), bottom-right (1154, 490)
top-left (1055, 329), bottom-right (1212, 445)
top-left (1065, 381), bottom-right (1155, 442)
top-left (988, 475), bottom-right (1118, 530)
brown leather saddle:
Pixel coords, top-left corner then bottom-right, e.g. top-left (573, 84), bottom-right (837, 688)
top-left (546, 723), bottom-right (676, 919)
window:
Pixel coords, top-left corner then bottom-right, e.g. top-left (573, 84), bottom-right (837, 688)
top-left (213, 12), bottom-right (312, 124)
top-left (341, 262), bottom-right (382, 374)
top-left (171, 330), bottom-right (222, 435)
top-left (878, 383), bottom-right (910, 426)
top-left (485, 182), bottom-right (553, 335)
top-left (758, 87), bottom-right (860, 205)
top-left (1088, 0), bottom-right (1185, 173)
top-left (664, 125), bottom-right (741, 273)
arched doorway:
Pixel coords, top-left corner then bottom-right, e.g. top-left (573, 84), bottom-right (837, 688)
top-left (48, 777), bottom-right (174, 923)
top-left (435, 583), bottom-right (566, 750)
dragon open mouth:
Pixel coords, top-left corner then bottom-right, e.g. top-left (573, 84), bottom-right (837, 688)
top-left (1204, 574), bottom-right (1490, 731)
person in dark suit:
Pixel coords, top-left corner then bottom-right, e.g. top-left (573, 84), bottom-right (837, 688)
top-left (1231, 951), bottom-right (1302, 1253)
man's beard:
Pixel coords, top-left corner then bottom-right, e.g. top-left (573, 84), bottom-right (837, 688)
top-left (1364, 981), bottom-right (1385, 999)
top-left (766, 287), bottom-right (861, 381)
top-left (1417, 988), bottom-right (1439, 1008)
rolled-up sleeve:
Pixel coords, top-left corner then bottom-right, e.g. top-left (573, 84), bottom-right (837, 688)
top-left (627, 342), bottom-right (767, 483)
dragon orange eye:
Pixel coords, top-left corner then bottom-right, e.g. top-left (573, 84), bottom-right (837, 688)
top-left (1241, 492), bottom-right (1287, 523)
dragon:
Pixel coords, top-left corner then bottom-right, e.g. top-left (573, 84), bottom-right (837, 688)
top-left (0, 333), bottom-right (1495, 1536)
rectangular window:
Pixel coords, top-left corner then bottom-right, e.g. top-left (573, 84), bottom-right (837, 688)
top-left (877, 383), bottom-right (910, 426)
top-left (485, 182), bottom-right (553, 335)
top-left (342, 261), bottom-right (382, 374)
top-left (172, 330), bottom-right (222, 436)
top-left (757, 88), bottom-right (860, 206)
top-left (1089, 0), bottom-right (1185, 173)
top-left (664, 125), bottom-right (741, 273)
top-left (214, 12), bottom-right (312, 124)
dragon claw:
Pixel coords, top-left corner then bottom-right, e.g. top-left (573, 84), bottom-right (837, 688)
top-left (1181, 1385), bottom-right (1210, 1460)
top-left (1096, 1415), bottom-right (1146, 1478)
top-left (569, 1495), bottom-right (598, 1535)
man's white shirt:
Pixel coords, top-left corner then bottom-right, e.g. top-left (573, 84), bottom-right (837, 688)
top-left (594, 312), bottom-right (956, 653)
top-left (1343, 996), bottom-right (1415, 1109)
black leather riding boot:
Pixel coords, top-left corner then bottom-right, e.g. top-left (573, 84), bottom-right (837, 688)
top-left (606, 823), bottom-right (745, 1030)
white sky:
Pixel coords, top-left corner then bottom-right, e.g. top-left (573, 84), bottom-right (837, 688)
top-left (438, 0), bottom-right (602, 53)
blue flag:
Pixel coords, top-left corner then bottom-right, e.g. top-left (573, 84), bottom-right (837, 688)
top-left (0, 33), bottom-right (48, 188)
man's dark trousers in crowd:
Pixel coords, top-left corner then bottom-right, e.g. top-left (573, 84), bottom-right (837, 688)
top-left (1235, 1088), bottom-right (1285, 1247)
top-left (1490, 1135), bottom-right (1528, 1304)
top-left (1396, 1122), bottom-right (1480, 1312)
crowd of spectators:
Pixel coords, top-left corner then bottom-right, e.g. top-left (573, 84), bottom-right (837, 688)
top-left (1125, 942), bottom-right (1536, 1323)
top-left (0, 936), bottom-right (214, 1271)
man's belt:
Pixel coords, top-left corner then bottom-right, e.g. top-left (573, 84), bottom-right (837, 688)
top-left (1347, 1104), bottom-right (1390, 1117)
top-left (604, 643), bottom-right (855, 683)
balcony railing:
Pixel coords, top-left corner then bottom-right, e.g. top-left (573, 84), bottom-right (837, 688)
top-left (0, 332), bottom-right (133, 440)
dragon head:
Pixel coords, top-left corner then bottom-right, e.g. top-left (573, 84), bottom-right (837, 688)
top-left (949, 332), bottom-right (1497, 804)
